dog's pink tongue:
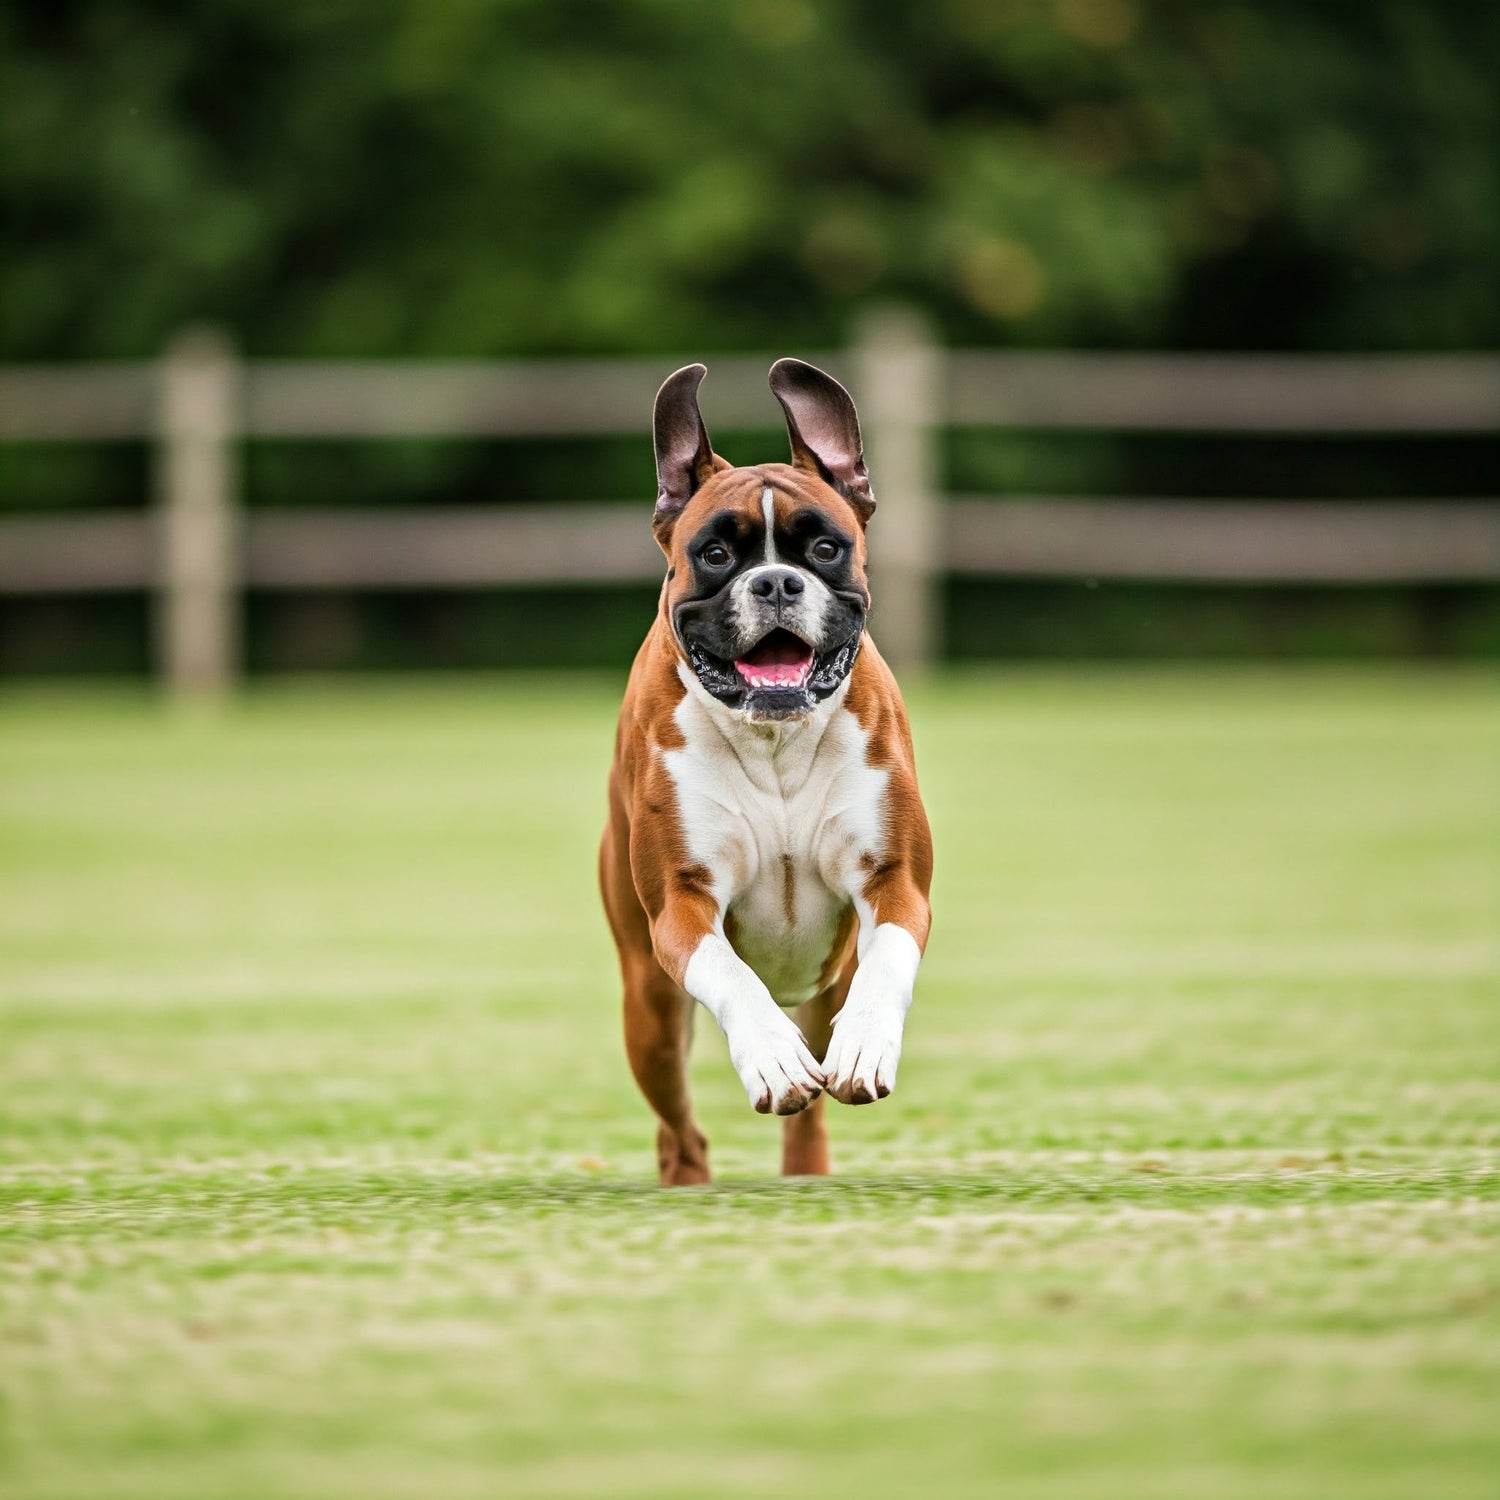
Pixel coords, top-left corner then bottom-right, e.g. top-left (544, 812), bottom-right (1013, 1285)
top-left (736, 634), bottom-right (813, 688)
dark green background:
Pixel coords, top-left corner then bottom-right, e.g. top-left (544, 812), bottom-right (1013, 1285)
top-left (2, 0), bottom-right (1496, 670)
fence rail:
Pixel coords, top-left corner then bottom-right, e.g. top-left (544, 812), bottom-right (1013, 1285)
top-left (8, 352), bottom-right (1500, 442)
top-left (2, 313), bottom-right (1498, 691)
top-left (945, 499), bottom-right (1500, 583)
top-left (6, 498), bottom-right (1495, 597)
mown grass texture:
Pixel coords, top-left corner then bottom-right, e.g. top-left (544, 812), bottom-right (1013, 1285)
top-left (1, 669), bottom-right (1496, 1499)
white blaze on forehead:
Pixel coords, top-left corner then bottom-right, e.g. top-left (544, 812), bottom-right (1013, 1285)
top-left (761, 486), bottom-right (778, 563)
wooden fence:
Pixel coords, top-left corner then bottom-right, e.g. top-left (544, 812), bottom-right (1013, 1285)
top-left (2, 308), bottom-right (1497, 692)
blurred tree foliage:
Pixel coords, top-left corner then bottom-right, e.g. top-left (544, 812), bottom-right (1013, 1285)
top-left (2, 1), bottom-right (1496, 671)
top-left (3, 0), bottom-right (1496, 360)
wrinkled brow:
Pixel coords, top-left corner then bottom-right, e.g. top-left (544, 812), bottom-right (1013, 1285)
top-left (784, 508), bottom-right (853, 547)
top-left (691, 509), bottom-right (759, 545)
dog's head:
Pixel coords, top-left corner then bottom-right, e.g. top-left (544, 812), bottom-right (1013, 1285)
top-left (651, 359), bottom-right (875, 722)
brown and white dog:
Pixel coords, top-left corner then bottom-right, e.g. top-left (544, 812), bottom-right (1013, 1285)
top-left (599, 358), bottom-right (933, 1185)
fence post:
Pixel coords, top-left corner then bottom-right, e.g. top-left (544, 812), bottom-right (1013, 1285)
top-left (156, 327), bottom-right (240, 696)
top-left (853, 305), bottom-right (941, 674)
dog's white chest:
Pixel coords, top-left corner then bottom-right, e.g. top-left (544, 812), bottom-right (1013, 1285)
top-left (663, 676), bottom-right (888, 1006)
top-left (724, 794), bottom-right (845, 1007)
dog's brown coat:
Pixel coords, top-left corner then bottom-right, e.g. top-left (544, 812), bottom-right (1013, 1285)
top-left (601, 456), bottom-right (932, 1184)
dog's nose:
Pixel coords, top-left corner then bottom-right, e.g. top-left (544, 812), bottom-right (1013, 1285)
top-left (749, 567), bottom-right (805, 601)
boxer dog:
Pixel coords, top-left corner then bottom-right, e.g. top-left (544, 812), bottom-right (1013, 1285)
top-left (599, 358), bottom-right (933, 1184)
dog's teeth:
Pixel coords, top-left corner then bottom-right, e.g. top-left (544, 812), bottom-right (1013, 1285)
top-left (739, 662), bottom-right (812, 690)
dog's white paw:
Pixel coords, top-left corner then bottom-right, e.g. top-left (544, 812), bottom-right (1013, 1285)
top-left (727, 1013), bottom-right (825, 1115)
top-left (823, 1004), bottom-right (904, 1105)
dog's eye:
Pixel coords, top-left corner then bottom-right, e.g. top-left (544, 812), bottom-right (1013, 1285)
top-left (810, 538), bottom-right (842, 563)
top-left (700, 542), bottom-right (733, 568)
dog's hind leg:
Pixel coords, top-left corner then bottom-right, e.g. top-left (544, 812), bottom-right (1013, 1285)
top-left (603, 813), bottom-right (710, 1186)
top-left (623, 957), bottom-right (710, 1186)
top-left (780, 1093), bottom-right (828, 1177)
top-left (782, 962), bottom-right (852, 1176)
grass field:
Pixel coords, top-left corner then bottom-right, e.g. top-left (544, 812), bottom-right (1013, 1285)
top-left (1, 668), bottom-right (1496, 1500)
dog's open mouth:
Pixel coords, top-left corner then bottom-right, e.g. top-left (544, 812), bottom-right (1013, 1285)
top-left (734, 628), bottom-right (815, 691)
top-left (682, 625), bottom-right (861, 717)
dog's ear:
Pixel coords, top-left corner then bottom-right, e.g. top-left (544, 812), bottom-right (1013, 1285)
top-left (769, 358), bottom-right (874, 526)
top-left (653, 363), bottom-right (729, 544)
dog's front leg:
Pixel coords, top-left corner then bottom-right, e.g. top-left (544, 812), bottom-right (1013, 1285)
top-left (652, 902), bottom-right (824, 1115)
top-left (686, 934), bottom-right (827, 1116)
top-left (823, 891), bottom-right (929, 1106)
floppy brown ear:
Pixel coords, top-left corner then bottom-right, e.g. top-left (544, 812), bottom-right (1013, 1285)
top-left (653, 363), bottom-right (729, 544)
top-left (768, 358), bottom-right (874, 525)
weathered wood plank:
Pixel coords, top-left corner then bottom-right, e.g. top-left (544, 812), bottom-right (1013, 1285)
top-left (947, 353), bottom-right (1500, 433)
top-left (243, 505), bottom-right (663, 587)
top-left (945, 498), bottom-right (1500, 582)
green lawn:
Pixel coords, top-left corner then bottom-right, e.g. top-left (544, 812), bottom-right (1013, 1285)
top-left (1, 669), bottom-right (1496, 1500)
